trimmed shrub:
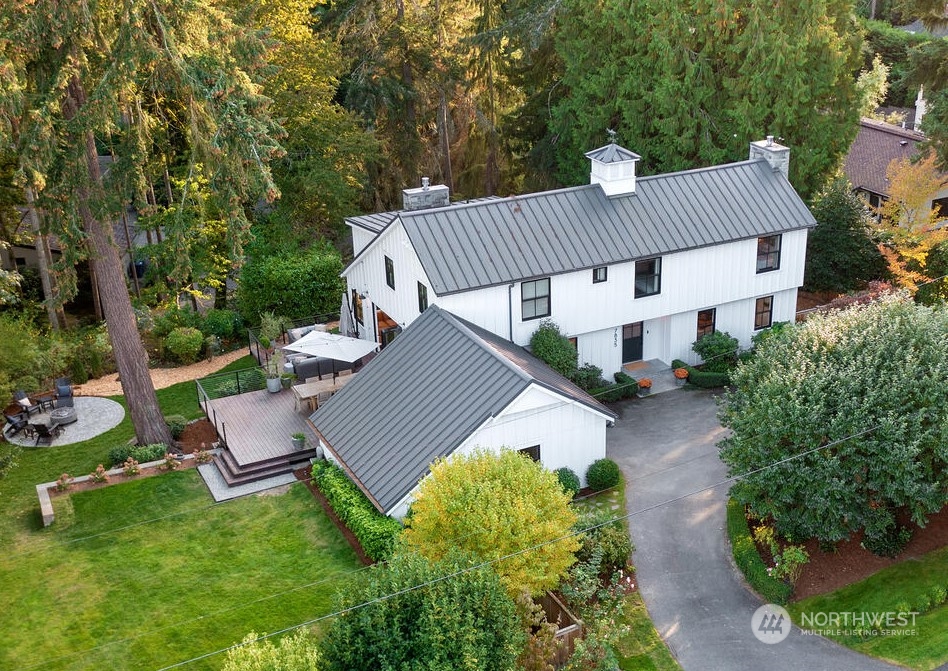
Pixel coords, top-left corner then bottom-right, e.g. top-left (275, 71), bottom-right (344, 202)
top-left (671, 359), bottom-right (730, 389)
top-left (529, 320), bottom-right (577, 378)
top-left (692, 331), bottom-right (739, 373)
top-left (726, 499), bottom-right (792, 604)
top-left (108, 442), bottom-right (168, 467)
top-left (861, 524), bottom-right (912, 558)
top-left (586, 458), bottom-right (621, 491)
top-left (164, 415), bottom-right (188, 440)
top-left (311, 460), bottom-right (403, 562)
top-left (590, 384), bottom-right (624, 403)
top-left (165, 327), bottom-right (204, 364)
top-left (613, 371), bottom-right (640, 398)
top-left (571, 363), bottom-right (603, 391)
top-left (202, 309), bottom-right (242, 340)
top-left (554, 467), bottom-right (581, 497)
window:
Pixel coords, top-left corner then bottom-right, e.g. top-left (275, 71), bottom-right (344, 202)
top-left (351, 289), bottom-right (363, 325)
top-left (521, 278), bottom-right (551, 320)
top-left (697, 308), bottom-right (716, 339)
top-left (568, 337), bottom-right (578, 350)
top-left (756, 235), bottom-right (781, 273)
top-left (417, 282), bottom-right (428, 313)
top-left (519, 445), bottom-right (540, 462)
top-left (634, 257), bottom-right (661, 298)
top-left (592, 266), bottom-right (608, 283)
top-left (384, 256), bottom-right (395, 289)
top-left (934, 197), bottom-right (948, 218)
top-left (754, 296), bottom-right (773, 330)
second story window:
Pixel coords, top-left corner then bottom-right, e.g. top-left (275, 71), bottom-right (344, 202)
top-left (593, 266), bottom-right (608, 283)
top-left (417, 282), bottom-right (428, 313)
top-left (385, 256), bottom-right (395, 289)
top-left (634, 257), bottom-right (661, 298)
top-left (756, 235), bottom-right (781, 273)
top-left (522, 278), bottom-right (551, 320)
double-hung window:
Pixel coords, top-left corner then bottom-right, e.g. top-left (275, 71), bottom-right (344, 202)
top-left (522, 278), bottom-right (551, 320)
top-left (697, 308), bottom-right (716, 339)
top-left (634, 257), bottom-right (661, 298)
top-left (754, 296), bottom-right (773, 330)
top-left (756, 235), bottom-right (781, 273)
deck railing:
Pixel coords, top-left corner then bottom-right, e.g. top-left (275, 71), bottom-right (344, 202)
top-left (247, 313), bottom-right (341, 367)
top-left (195, 366), bottom-right (270, 448)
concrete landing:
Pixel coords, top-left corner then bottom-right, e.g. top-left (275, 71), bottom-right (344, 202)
top-left (623, 359), bottom-right (680, 395)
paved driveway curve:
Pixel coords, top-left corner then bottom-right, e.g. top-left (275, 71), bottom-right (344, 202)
top-left (608, 388), bottom-right (900, 671)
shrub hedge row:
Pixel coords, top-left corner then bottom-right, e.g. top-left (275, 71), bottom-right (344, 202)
top-left (108, 443), bottom-right (169, 467)
top-left (672, 359), bottom-right (730, 389)
top-left (726, 498), bottom-right (792, 605)
top-left (311, 460), bottom-right (403, 562)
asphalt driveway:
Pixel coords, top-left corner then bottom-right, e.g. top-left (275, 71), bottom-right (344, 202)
top-left (608, 388), bottom-right (900, 671)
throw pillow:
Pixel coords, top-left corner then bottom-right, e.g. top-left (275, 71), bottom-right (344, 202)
top-left (17, 398), bottom-right (32, 409)
top-left (56, 384), bottom-right (72, 397)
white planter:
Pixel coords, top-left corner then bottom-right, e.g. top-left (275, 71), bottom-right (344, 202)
top-left (266, 377), bottom-right (282, 393)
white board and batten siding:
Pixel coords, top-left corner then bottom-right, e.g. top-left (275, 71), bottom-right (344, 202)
top-left (385, 383), bottom-right (610, 519)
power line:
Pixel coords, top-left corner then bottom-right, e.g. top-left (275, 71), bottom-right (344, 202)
top-left (153, 425), bottom-right (880, 671)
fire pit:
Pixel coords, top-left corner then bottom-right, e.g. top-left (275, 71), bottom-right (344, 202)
top-left (49, 406), bottom-right (78, 427)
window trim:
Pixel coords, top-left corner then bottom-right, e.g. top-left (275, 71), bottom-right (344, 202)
top-left (384, 255), bottom-right (395, 290)
top-left (756, 235), bottom-right (781, 274)
top-left (521, 278), bottom-right (551, 321)
top-left (697, 308), bottom-right (716, 339)
top-left (754, 296), bottom-right (773, 331)
top-left (634, 257), bottom-right (662, 298)
top-left (592, 266), bottom-right (608, 284)
top-left (417, 281), bottom-right (428, 313)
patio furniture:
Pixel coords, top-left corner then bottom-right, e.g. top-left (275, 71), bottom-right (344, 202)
top-left (314, 391), bottom-right (333, 410)
top-left (54, 381), bottom-right (74, 408)
top-left (32, 422), bottom-right (64, 447)
top-left (3, 413), bottom-right (29, 437)
top-left (49, 406), bottom-right (78, 427)
top-left (13, 391), bottom-right (42, 417)
top-left (35, 393), bottom-right (56, 411)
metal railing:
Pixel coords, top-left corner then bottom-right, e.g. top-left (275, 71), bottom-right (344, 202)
top-left (247, 313), bottom-right (342, 367)
top-left (195, 366), bottom-right (270, 449)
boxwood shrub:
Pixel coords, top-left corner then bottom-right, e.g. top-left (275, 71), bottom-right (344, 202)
top-left (613, 371), bottom-right (640, 398)
top-left (311, 460), bottom-right (403, 562)
top-left (726, 498), bottom-right (792, 605)
top-left (554, 467), bottom-right (581, 497)
top-left (671, 359), bottom-right (730, 389)
top-left (108, 443), bottom-right (169, 467)
top-left (586, 458), bottom-right (621, 491)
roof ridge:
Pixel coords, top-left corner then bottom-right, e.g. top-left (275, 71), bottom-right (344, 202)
top-left (399, 184), bottom-right (600, 218)
top-left (858, 117), bottom-right (924, 141)
top-left (636, 158), bottom-right (761, 184)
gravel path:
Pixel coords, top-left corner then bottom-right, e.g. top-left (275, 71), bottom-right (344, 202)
top-left (74, 348), bottom-right (251, 397)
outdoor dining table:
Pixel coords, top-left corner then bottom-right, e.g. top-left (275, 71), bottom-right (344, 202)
top-left (292, 374), bottom-right (355, 413)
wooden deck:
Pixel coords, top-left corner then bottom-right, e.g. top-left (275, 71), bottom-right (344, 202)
top-left (205, 388), bottom-right (314, 467)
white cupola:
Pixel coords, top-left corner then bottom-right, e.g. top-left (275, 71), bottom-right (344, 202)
top-left (585, 141), bottom-right (641, 197)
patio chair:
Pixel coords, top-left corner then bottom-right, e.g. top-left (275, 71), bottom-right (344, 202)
top-left (313, 390), bottom-right (333, 411)
top-left (32, 422), bottom-right (64, 447)
top-left (13, 391), bottom-right (42, 417)
top-left (3, 413), bottom-right (29, 437)
top-left (337, 369), bottom-right (353, 378)
top-left (55, 381), bottom-right (74, 408)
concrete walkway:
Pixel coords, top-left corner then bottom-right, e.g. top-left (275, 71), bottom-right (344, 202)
top-left (608, 388), bottom-right (900, 671)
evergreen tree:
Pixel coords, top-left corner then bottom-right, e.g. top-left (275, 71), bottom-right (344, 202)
top-left (0, 0), bottom-right (283, 444)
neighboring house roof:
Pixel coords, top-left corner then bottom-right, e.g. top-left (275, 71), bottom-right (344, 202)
top-left (384, 158), bottom-right (815, 295)
top-left (844, 118), bottom-right (925, 196)
top-left (311, 305), bottom-right (615, 514)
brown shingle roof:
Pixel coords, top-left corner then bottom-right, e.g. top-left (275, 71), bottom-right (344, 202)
top-left (843, 119), bottom-right (926, 196)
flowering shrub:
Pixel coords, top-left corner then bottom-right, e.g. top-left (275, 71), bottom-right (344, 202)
top-left (88, 464), bottom-right (110, 484)
top-left (194, 450), bottom-right (213, 464)
top-left (55, 473), bottom-right (74, 492)
top-left (673, 367), bottom-right (689, 379)
top-left (159, 453), bottom-right (180, 471)
top-left (123, 458), bottom-right (141, 476)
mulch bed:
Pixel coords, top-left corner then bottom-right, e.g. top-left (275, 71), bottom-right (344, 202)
top-left (47, 459), bottom-right (201, 498)
top-left (294, 467), bottom-right (373, 566)
top-left (178, 418), bottom-right (219, 453)
top-left (771, 506), bottom-right (948, 601)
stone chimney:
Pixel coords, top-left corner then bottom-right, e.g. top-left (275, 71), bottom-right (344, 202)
top-left (402, 177), bottom-right (450, 211)
top-left (749, 136), bottom-right (790, 180)
top-left (585, 143), bottom-right (641, 197)
top-left (915, 86), bottom-right (927, 133)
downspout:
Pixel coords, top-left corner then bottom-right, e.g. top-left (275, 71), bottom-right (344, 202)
top-left (508, 282), bottom-right (515, 341)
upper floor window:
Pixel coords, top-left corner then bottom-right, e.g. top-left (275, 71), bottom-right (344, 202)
top-left (634, 257), bottom-right (661, 298)
top-left (417, 282), bottom-right (428, 313)
top-left (754, 296), bottom-right (773, 330)
top-left (593, 266), bottom-right (608, 283)
top-left (522, 278), bottom-right (551, 320)
top-left (384, 256), bottom-right (395, 289)
top-left (351, 289), bottom-right (364, 325)
top-left (697, 308), bottom-right (716, 339)
top-left (756, 235), bottom-right (781, 273)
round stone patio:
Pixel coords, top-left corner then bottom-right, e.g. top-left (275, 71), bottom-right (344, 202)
top-left (5, 396), bottom-right (126, 447)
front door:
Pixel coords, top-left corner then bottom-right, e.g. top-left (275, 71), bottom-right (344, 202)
top-left (622, 322), bottom-right (643, 363)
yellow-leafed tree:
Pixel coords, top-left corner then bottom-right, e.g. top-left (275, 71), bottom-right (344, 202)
top-left (404, 448), bottom-right (579, 596)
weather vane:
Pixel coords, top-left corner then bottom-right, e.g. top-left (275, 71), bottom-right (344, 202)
top-left (606, 128), bottom-right (617, 144)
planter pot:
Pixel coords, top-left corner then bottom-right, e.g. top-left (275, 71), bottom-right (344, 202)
top-left (281, 377), bottom-right (293, 390)
top-left (675, 377), bottom-right (687, 386)
top-left (638, 387), bottom-right (651, 396)
top-left (291, 437), bottom-right (305, 450)
top-left (266, 377), bottom-right (282, 393)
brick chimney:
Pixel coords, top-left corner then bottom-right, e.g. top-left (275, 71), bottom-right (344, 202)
top-left (402, 177), bottom-right (450, 211)
top-left (749, 136), bottom-right (790, 180)
top-left (585, 143), bottom-right (641, 197)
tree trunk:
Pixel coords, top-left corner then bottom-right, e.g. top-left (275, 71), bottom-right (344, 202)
top-left (64, 73), bottom-right (172, 446)
top-left (24, 186), bottom-right (63, 330)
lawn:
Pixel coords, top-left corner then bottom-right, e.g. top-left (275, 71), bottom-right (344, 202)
top-left (0, 356), bottom-right (361, 670)
top-left (572, 486), bottom-right (681, 671)
top-left (787, 546), bottom-right (948, 671)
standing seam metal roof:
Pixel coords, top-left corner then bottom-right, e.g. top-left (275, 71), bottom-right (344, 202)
top-left (310, 305), bottom-right (615, 514)
top-left (396, 159), bottom-right (815, 295)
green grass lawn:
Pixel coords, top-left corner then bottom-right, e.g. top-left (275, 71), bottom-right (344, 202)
top-left (572, 486), bottom-right (681, 671)
top-left (788, 546), bottom-right (948, 671)
top-left (0, 355), bottom-right (362, 670)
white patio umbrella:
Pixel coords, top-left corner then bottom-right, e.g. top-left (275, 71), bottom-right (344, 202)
top-left (282, 329), bottom-right (379, 363)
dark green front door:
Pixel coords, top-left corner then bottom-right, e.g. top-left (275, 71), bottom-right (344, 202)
top-left (622, 322), bottom-right (643, 363)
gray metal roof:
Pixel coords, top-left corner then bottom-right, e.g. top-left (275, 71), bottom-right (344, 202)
top-left (310, 305), bottom-right (615, 514)
top-left (346, 196), bottom-right (503, 234)
top-left (397, 158), bottom-right (816, 295)
top-left (585, 143), bottom-right (641, 163)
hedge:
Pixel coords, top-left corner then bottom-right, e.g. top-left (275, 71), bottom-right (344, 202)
top-left (108, 443), bottom-right (169, 467)
top-left (671, 359), bottom-right (730, 389)
top-left (613, 371), bottom-right (640, 398)
top-left (726, 498), bottom-right (792, 605)
top-left (311, 461), bottom-right (403, 562)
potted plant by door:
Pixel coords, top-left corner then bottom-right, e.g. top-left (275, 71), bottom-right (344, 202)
top-left (673, 367), bottom-right (689, 386)
top-left (637, 378), bottom-right (653, 396)
top-left (291, 432), bottom-right (306, 450)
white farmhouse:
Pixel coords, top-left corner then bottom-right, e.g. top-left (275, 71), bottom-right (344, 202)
top-left (342, 138), bottom-right (815, 374)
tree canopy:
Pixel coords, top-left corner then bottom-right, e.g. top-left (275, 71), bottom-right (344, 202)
top-left (404, 448), bottom-right (579, 595)
top-left (719, 295), bottom-right (948, 545)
